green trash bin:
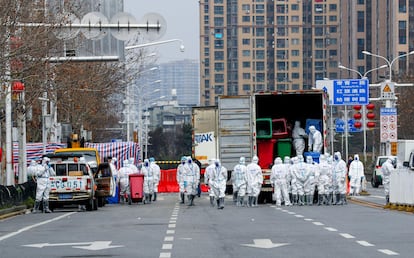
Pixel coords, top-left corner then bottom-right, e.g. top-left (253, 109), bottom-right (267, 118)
top-left (256, 118), bottom-right (272, 139)
top-left (277, 138), bottom-right (292, 158)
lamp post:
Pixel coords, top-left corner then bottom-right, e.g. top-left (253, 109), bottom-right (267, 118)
top-left (125, 39), bottom-right (185, 52)
top-left (338, 64), bottom-right (388, 162)
top-left (362, 50), bottom-right (414, 155)
top-left (143, 95), bottom-right (166, 159)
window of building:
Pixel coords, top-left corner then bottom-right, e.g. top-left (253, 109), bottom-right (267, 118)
top-left (291, 26), bottom-right (299, 33)
top-left (277, 50), bottom-right (287, 59)
top-left (205, 80), bottom-right (210, 88)
top-left (242, 38), bottom-right (250, 45)
top-left (243, 73), bottom-right (251, 79)
top-left (291, 16), bottom-right (299, 22)
top-left (268, 84), bottom-right (275, 91)
top-left (214, 51), bottom-right (224, 60)
top-left (292, 38), bottom-right (300, 45)
top-left (214, 0), bottom-right (223, 4)
top-left (242, 27), bottom-right (250, 33)
top-left (277, 62), bottom-right (287, 70)
top-left (291, 73), bottom-right (300, 79)
top-left (214, 6), bottom-right (224, 15)
top-left (329, 16), bottom-right (337, 22)
top-left (242, 50), bottom-right (251, 57)
top-left (204, 47), bottom-right (209, 56)
top-left (315, 27), bottom-right (323, 36)
top-left (314, 61), bottom-right (324, 71)
top-left (256, 84), bottom-right (265, 91)
top-left (276, 39), bottom-right (287, 48)
top-left (357, 38), bottom-right (365, 59)
top-left (276, 5), bottom-right (286, 14)
top-left (242, 16), bottom-right (250, 22)
top-left (277, 27), bottom-right (286, 36)
top-left (215, 74), bottom-right (224, 83)
top-left (399, 0), bottom-right (407, 13)
top-left (256, 4), bottom-right (265, 14)
top-left (399, 21), bottom-right (407, 44)
top-left (214, 39), bottom-right (224, 49)
top-left (242, 4), bottom-right (250, 13)
top-left (315, 38), bottom-right (324, 48)
top-left (357, 0), bottom-right (364, 4)
top-left (291, 50), bottom-right (299, 56)
top-left (255, 16), bottom-right (265, 25)
top-left (214, 17), bottom-right (224, 26)
top-left (256, 62), bottom-right (265, 71)
top-left (256, 50), bottom-right (265, 59)
top-left (256, 39), bottom-right (265, 48)
top-left (242, 84), bottom-right (251, 91)
top-left (242, 61), bottom-right (251, 68)
top-left (357, 11), bottom-right (364, 32)
top-left (315, 50), bottom-right (324, 59)
top-left (329, 4), bottom-right (337, 11)
top-left (204, 16), bottom-right (209, 25)
top-left (329, 49), bottom-right (337, 57)
top-left (314, 16), bottom-right (324, 25)
top-left (204, 69), bottom-right (210, 76)
top-left (329, 26), bottom-right (337, 33)
top-left (315, 5), bottom-right (323, 13)
top-left (276, 16), bottom-right (286, 25)
top-left (204, 5), bottom-right (209, 13)
top-left (291, 4), bottom-right (299, 11)
top-left (214, 62), bottom-right (224, 71)
top-left (291, 84), bottom-right (300, 90)
top-left (214, 85), bottom-right (224, 94)
top-left (292, 61), bottom-right (300, 68)
top-left (256, 27), bottom-right (265, 37)
top-left (277, 84), bottom-right (286, 91)
top-left (204, 58), bottom-right (210, 66)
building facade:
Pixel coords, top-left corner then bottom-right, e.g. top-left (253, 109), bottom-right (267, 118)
top-left (199, 0), bottom-right (413, 106)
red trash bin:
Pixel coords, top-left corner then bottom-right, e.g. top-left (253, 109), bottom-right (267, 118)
top-left (257, 139), bottom-right (276, 169)
top-left (129, 173), bottom-right (144, 204)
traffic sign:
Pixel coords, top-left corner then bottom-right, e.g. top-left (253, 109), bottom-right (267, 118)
top-left (335, 118), bottom-right (362, 133)
top-left (333, 79), bottom-right (369, 105)
top-left (380, 81), bottom-right (395, 100)
top-left (380, 107), bottom-right (397, 143)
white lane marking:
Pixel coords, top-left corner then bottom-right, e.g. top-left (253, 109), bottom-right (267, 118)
top-left (168, 224), bottom-right (176, 228)
top-left (0, 212), bottom-right (76, 242)
top-left (378, 249), bottom-right (399, 255)
top-left (304, 218), bottom-right (313, 221)
top-left (162, 244), bottom-right (173, 250)
top-left (164, 236), bottom-right (174, 242)
top-left (340, 233), bottom-right (355, 239)
top-left (357, 240), bottom-right (374, 247)
top-left (287, 211), bottom-right (296, 215)
top-left (324, 227), bottom-right (338, 232)
top-left (295, 214), bottom-right (304, 218)
top-left (313, 222), bottom-right (324, 226)
top-left (159, 252), bottom-right (171, 258)
top-left (166, 230), bottom-right (175, 234)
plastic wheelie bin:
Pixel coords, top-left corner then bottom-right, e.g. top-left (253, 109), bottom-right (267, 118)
top-left (129, 173), bottom-right (144, 204)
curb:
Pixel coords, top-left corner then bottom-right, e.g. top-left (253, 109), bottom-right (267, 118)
top-left (0, 205), bottom-right (29, 220)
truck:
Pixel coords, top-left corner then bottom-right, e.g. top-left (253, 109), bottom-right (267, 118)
top-left (192, 90), bottom-right (330, 203)
top-left (192, 106), bottom-right (218, 168)
top-left (397, 139), bottom-right (414, 169)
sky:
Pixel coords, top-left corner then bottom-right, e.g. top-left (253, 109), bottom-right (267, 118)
top-left (124, 0), bottom-right (199, 63)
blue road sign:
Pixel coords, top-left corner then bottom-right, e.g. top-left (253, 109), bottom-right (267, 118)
top-left (333, 79), bottom-right (369, 106)
top-left (335, 118), bottom-right (362, 133)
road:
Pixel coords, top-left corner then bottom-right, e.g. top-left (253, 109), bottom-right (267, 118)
top-left (0, 188), bottom-right (412, 258)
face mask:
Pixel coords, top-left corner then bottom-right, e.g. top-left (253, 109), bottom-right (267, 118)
top-left (182, 161), bottom-right (185, 165)
top-left (145, 162), bottom-right (149, 167)
top-left (215, 162), bottom-right (219, 167)
top-left (188, 160), bottom-right (192, 164)
top-left (334, 156), bottom-right (339, 161)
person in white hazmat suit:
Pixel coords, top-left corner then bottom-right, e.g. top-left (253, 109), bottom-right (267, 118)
top-left (128, 158), bottom-right (139, 174)
top-left (176, 156), bottom-right (187, 204)
top-left (270, 157), bottom-right (291, 206)
top-left (292, 155), bottom-right (309, 206)
top-left (332, 152), bottom-right (347, 205)
top-left (27, 160), bottom-right (39, 181)
top-left (183, 157), bottom-right (200, 206)
top-left (381, 157), bottom-right (395, 206)
top-left (232, 157), bottom-right (248, 207)
top-left (308, 125), bottom-right (323, 153)
top-left (204, 159), bottom-right (216, 206)
top-left (246, 156), bottom-right (263, 207)
top-left (32, 157), bottom-right (56, 213)
top-left (141, 159), bottom-right (155, 204)
top-left (289, 156), bottom-right (299, 205)
top-left (149, 157), bottom-right (161, 201)
top-left (348, 154), bottom-right (364, 196)
top-left (118, 160), bottom-right (133, 204)
top-left (109, 157), bottom-right (118, 198)
top-left (292, 121), bottom-right (307, 156)
top-left (305, 156), bottom-right (318, 205)
top-left (317, 154), bottom-right (333, 205)
top-left (210, 159), bottom-right (227, 209)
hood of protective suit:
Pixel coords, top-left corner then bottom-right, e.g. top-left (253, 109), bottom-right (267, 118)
top-left (283, 156), bottom-right (290, 164)
top-left (239, 157), bottom-right (245, 165)
top-left (274, 157), bottom-right (282, 165)
top-left (252, 156), bottom-right (259, 164)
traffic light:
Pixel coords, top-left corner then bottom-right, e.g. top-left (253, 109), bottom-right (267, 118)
top-left (353, 105), bottom-right (362, 129)
top-left (366, 103), bottom-right (375, 129)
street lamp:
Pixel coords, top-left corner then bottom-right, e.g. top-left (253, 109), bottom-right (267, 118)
top-left (338, 64), bottom-right (388, 162)
top-left (362, 50), bottom-right (414, 156)
top-left (125, 39), bottom-right (185, 52)
top-left (143, 95), bottom-right (166, 159)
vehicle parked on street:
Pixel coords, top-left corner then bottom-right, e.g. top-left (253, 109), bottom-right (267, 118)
top-left (371, 155), bottom-right (397, 188)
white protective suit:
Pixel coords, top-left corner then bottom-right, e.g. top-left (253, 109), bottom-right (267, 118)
top-left (246, 156), bottom-right (263, 207)
top-left (317, 154), bottom-right (333, 205)
top-left (27, 160), bottom-right (39, 180)
top-left (118, 160), bottom-right (133, 203)
top-left (348, 154), bottom-right (364, 195)
top-left (381, 157), bottom-right (395, 204)
top-left (292, 155), bottom-right (309, 205)
top-left (308, 125), bottom-right (323, 153)
top-left (270, 157), bottom-right (291, 206)
top-left (128, 158), bottom-right (139, 174)
top-left (141, 159), bottom-right (155, 203)
top-left (33, 157), bottom-right (56, 213)
top-left (305, 156), bottom-right (318, 205)
top-left (183, 157), bottom-right (200, 206)
top-left (109, 158), bottom-right (118, 198)
top-left (177, 156), bottom-right (187, 204)
top-left (289, 157), bottom-right (298, 205)
top-left (211, 159), bottom-right (227, 209)
top-left (332, 152), bottom-right (347, 205)
top-left (150, 157), bottom-right (161, 201)
top-left (292, 121), bottom-right (307, 156)
top-left (232, 157), bottom-right (248, 206)
top-left (204, 159), bottom-right (216, 206)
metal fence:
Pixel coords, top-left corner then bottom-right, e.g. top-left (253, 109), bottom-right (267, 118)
top-left (0, 181), bottom-right (36, 209)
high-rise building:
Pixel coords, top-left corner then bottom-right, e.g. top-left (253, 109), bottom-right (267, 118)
top-left (199, 0), bottom-right (413, 106)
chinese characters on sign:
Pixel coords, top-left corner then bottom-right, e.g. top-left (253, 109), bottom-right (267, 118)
top-left (380, 107), bottom-right (397, 143)
top-left (380, 81), bottom-right (395, 100)
top-left (333, 79), bottom-right (369, 106)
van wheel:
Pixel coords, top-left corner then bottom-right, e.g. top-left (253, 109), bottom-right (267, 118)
top-left (371, 176), bottom-right (379, 188)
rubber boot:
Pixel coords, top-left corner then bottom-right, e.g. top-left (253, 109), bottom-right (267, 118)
top-left (328, 193), bottom-right (333, 205)
top-left (248, 196), bottom-right (253, 207)
top-left (292, 194), bottom-right (298, 205)
top-left (240, 196), bottom-right (244, 207)
top-left (317, 194), bottom-right (323, 206)
top-left (384, 195), bottom-right (391, 208)
top-left (253, 197), bottom-right (258, 207)
top-left (216, 198), bottom-right (220, 209)
top-left (43, 200), bottom-right (52, 213)
top-left (236, 196), bottom-right (241, 207)
top-left (180, 193), bottom-right (185, 204)
top-left (32, 201), bottom-right (41, 213)
top-left (298, 195), bottom-right (304, 206)
top-left (188, 195), bottom-right (194, 206)
top-left (335, 193), bottom-right (341, 205)
top-left (210, 196), bottom-right (215, 207)
top-left (343, 194), bottom-right (348, 205)
top-left (153, 192), bottom-right (157, 202)
top-left (219, 197), bottom-right (225, 209)
top-left (307, 194), bottom-right (312, 206)
top-left (148, 194), bottom-right (152, 204)
top-left (289, 193), bottom-right (293, 204)
top-left (233, 191), bottom-right (238, 203)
